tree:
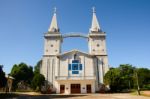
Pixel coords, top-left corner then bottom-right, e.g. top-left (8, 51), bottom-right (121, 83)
top-left (104, 68), bottom-right (122, 92)
top-left (0, 65), bottom-right (7, 88)
top-left (104, 64), bottom-right (150, 92)
top-left (31, 73), bottom-right (45, 91)
top-left (137, 68), bottom-right (150, 89)
top-left (31, 60), bottom-right (45, 91)
top-left (104, 64), bottom-right (135, 92)
top-left (119, 64), bottom-right (135, 89)
top-left (10, 63), bottom-right (34, 89)
top-left (34, 60), bottom-right (42, 74)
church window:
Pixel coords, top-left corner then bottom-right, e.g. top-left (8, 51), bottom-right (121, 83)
top-left (72, 64), bottom-right (78, 70)
top-left (72, 71), bottom-right (79, 74)
top-left (97, 44), bottom-right (100, 47)
top-left (46, 49), bottom-right (48, 52)
top-left (68, 64), bottom-right (71, 70)
top-left (55, 50), bottom-right (57, 52)
top-left (79, 64), bottom-right (82, 70)
top-left (68, 59), bottom-right (82, 74)
top-left (72, 60), bottom-right (79, 63)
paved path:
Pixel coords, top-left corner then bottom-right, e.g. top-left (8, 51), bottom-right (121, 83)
top-left (12, 93), bottom-right (150, 99)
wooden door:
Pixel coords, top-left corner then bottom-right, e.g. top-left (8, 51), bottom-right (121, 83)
top-left (60, 85), bottom-right (65, 93)
top-left (71, 84), bottom-right (81, 93)
top-left (86, 84), bottom-right (91, 93)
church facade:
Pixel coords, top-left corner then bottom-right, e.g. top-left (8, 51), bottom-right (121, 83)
top-left (40, 8), bottom-right (109, 94)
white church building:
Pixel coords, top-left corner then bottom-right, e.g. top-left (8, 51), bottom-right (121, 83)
top-left (40, 8), bottom-right (109, 94)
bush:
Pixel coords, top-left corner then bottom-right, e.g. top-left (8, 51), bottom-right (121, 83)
top-left (143, 84), bottom-right (150, 90)
top-left (31, 73), bottom-right (45, 91)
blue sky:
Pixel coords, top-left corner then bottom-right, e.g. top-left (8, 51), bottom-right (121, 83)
top-left (0, 0), bottom-right (150, 74)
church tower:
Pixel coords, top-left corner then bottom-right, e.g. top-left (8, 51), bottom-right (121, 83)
top-left (41, 8), bottom-right (62, 89)
top-left (88, 7), bottom-right (109, 84)
top-left (44, 8), bottom-right (62, 55)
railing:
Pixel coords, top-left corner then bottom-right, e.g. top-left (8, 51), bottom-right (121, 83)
top-left (55, 76), bottom-right (96, 80)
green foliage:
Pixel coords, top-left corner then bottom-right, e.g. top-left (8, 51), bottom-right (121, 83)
top-left (31, 73), bottom-right (45, 91)
top-left (0, 65), bottom-right (7, 88)
top-left (34, 60), bottom-right (42, 74)
top-left (143, 84), bottom-right (150, 90)
top-left (31, 60), bottom-right (45, 91)
top-left (10, 63), bottom-right (34, 89)
top-left (137, 68), bottom-right (150, 88)
top-left (119, 64), bottom-right (135, 89)
top-left (104, 64), bottom-right (150, 92)
top-left (104, 68), bottom-right (122, 92)
top-left (10, 60), bottom-right (45, 91)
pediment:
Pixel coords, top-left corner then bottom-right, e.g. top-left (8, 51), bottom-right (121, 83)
top-left (57, 49), bottom-right (94, 58)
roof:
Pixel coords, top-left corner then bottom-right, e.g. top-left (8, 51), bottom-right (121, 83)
top-left (90, 7), bottom-right (101, 33)
top-left (48, 8), bottom-right (59, 32)
top-left (57, 49), bottom-right (94, 57)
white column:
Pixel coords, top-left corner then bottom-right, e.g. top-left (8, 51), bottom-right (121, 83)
top-left (65, 83), bottom-right (70, 94)
top-left (92, 82), bottom-right (95, 93)
top-left (56, 82), bottom-right (60, 94)
top-left (100, 60), bottom-right (104, 83)
top-left (81, 83), bottom-right (86, 93)
top-left (98, 57), bottom-right (103, 84)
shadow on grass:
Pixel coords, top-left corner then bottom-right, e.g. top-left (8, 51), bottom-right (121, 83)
top-left (103, 89), bottom-right (135, 94)
top-left (0, 93), bottom-right (19, 98)
top-left (16, 94), bottom-right (87, 99)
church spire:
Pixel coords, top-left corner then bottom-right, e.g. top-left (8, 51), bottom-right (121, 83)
top-left (48, 7), bottom-right (59, 32)
top-left (90, 7), bottom-right (101, 33)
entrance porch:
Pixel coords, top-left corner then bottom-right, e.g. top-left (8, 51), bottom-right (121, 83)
top-left (56, 80), bottom-right (95, 94)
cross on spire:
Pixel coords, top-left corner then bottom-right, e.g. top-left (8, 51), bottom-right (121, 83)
top-left (48, 7), bottom-right (59, 32)
top-left (54, 7), bottom-right (57, 13)
top-left (92, 6), bottom-right (96, 13)
top-left (74, 53), bottom-right (77, 60)
top-left (90, 7), bottom-right (101, 32)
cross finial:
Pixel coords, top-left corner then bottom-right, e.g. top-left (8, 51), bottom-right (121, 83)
top-left (54, 7), bottom-right (57, 13)
top-left (92, 6), bottom-right (96, 13)
top-left (74, 53), bottom-right (77, 60)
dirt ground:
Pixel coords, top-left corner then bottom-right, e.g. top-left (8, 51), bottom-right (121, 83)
top-left (141, 91), bottom-right (150, 96)
top-left (10, 92), bottom-right (150, 99)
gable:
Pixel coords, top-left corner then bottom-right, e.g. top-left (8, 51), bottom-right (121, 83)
top-left (57, 50), bottom-right (94, 58)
